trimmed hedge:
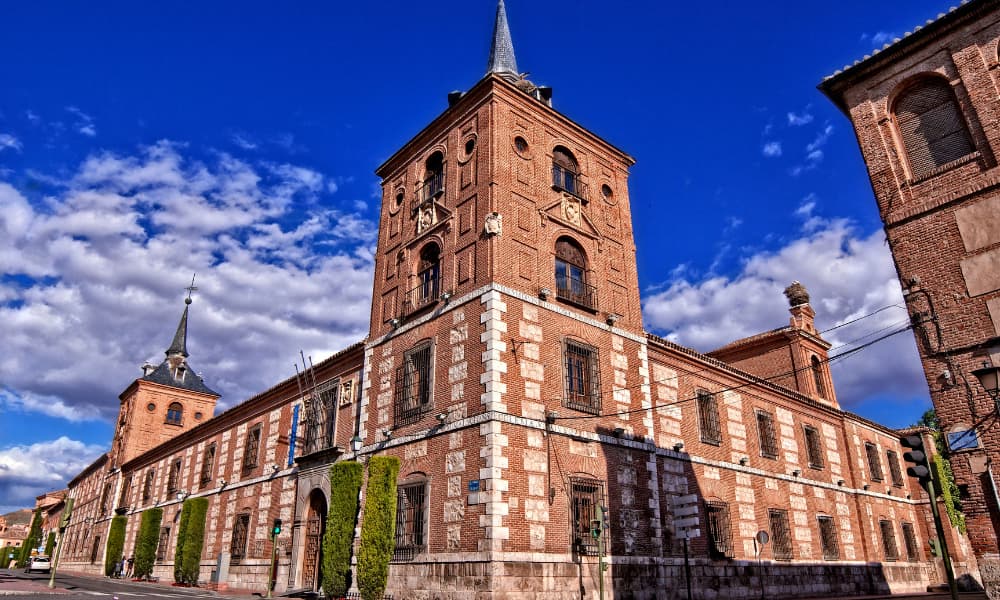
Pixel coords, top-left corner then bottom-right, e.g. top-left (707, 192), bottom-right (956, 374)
top-left (17, 510), bottom-right (42, 567)
top-left (44, 532), bottom-right (56, 558)
top-left (133, 508), bottom-right (163, 580)
top-left (176, 498), bottom-right (208, 585)
top-left (104, 516), bottom-right (127, 576)
top-left (358, 456), bottom-right (400, 600)
top-left (322, 461), bottom-right (364, 597)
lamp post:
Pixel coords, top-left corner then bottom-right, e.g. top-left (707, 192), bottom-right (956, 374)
top-left (972, 361), bottom-right (1000, 413)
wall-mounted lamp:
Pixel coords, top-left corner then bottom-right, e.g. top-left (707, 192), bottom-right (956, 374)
top-left (546, 411), bottom-right (558, 425)
top-left (886, 488), bottom-right (893, 495)
top-left (271, 465), bottom-right (281, 474)
top-left (382, 428), bottom-right (393, 440)
top-left (837, 479), bottom-right (845, 486)
top-left (539, 287), bottom-right (552, 301)
top-left (862, 484), bottom-right (870, 491)
top-left (389, 317), bottom-right (401, 329)
top-left (436, 413), bottom-right (448, 425)
top-left (606, 313), bottom-right (622, 326)
top-left (972, 361), bottom-right (1000, 413)
top-left (440, 291), bottom-right (453, 303)
top-left (218, 478), bottom-right (227, 488)
top-left (176, 490), bottom-right (189, 501)
top-left (351, 434), bottom-right (363, 453)
top-left (791, 469), bottom-right (801, 477)
top-left (673, 442), bottom-right (684, 452)
top-left (738, 457), bottom-right (749, 466)
top-left (613, 427), bottom-right (626, 438)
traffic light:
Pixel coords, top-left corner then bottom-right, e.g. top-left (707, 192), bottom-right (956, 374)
top-left (59, 498), bottom-right (75, 531)
top-left (590, 520), bottom-right (601, 539)
top-left (271, 518), bottom-right (282, 537)
top-left (900, 434), bottom-right (931, 485)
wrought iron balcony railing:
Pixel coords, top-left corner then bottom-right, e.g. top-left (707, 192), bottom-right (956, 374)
top-left (552, 165), bottom-right (588, 202)
top-left (556, 274), bottom-right (597, 311)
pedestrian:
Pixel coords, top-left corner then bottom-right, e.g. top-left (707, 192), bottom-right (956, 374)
top-left (116, 556), bottom-right (125, 578)
top-left (126, 556), bottom-right (134, 579)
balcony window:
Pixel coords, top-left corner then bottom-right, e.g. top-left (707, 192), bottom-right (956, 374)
top-left (406, 243), bottom-right (441, 314)
top-left (552, 146), bottom-right (587, 200)
top-left (419, 151), bottom-right (445, 204)
top-left (555, 237), bottom-right (596, 310)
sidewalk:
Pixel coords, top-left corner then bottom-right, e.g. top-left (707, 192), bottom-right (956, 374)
top-left (0, 570), bottom-right (70, 596)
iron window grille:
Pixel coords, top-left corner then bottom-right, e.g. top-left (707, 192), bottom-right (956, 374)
top-left (167, 459), bottom-right (181, 495)
top-left (200, 444), bottom-right (216, 489)
top-left (156, 527), bottom-right (171, 562)
top-left (818, 515), bottom-right (839, 560)
top-left (804, 425), bottom-right (824, 469)
top-left (570, 477), bottom-right (605, 556)
top-left (393, 481), bottom-right (428, 561)
top-left (901, 522), bottom-right (920, 562)
top-left (418, 171), bottom-right (445, 204)
top-left (698, 391), bottom-right (721, 445)
top-left (887, 450), bottom-right (905, 487)
top-left (865, 442), bottom-right (884, 482)
top-left (894, 77), bottom-right (976, 180)
top-left (304, 380), bottom-right (339, 455)
top-left (879, 519), bottom-right (899, 561)
top-left (243, 424), bottom-right (262, 471)
top-left (118, 475), bottom-right (132, 508)
top-left (89, 536), bottom-right (101, 564)
top-left (756, 410), bottom-right (778, 459)
top-left (395, 342), bottom-right (433, 426)
top-left (142, 469), bottom-right (155, 503)
top-left (231, 513), bottom-right (250, 563)
top-left (704, 500), bottom-right (733, 559)
top-left (769, 509), bottom-right (792, 561)
top-left (563, 340), bottom-right (601, 414)
top-left (166, 402), bottom-right (183, 425)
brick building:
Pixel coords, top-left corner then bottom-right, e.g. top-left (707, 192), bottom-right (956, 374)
top-left (819, 0), bottom-right (1000, 589)
top-left (48, 2), bottom-right (981, 598)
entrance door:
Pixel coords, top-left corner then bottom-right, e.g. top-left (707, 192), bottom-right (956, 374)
top-left (300, 489), bottom-right (326, 590)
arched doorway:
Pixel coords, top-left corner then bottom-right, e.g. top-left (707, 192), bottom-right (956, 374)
top-left (301, 489), bottom-right (327, 591)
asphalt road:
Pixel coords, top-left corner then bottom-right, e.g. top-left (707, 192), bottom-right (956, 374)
top-left (0, 570), bottom-right (238, 599)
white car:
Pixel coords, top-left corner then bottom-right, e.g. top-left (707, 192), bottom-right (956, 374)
top-left (24, 556), bottom-right (51, 573)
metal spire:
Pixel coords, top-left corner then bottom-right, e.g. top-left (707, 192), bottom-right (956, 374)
top-left (166, 275), bottom-right (196, 357)
top-left (486, 0), bottom-right (519, 78)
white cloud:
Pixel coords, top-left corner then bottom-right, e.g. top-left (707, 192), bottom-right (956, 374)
top-left (787, 111), bottom-right (814, 126)
top-left (65, 106), bottom-right (97, 137)
top-left (25, 110), bottom-right (40, 124)
top-left (0, 437), bottom-right (106, 512)
top-left (791, 124), bottom-right (834, 176)
top-left (862, 31), bottom-right (898, 47)
top-left (807, 124), bottom-right (834, 153)
top-left (232, 133), bottom-right (258, 150)
top-left (0, 133), bottom-right (22, 152)
top-left (762, 141), bottom-right (782, 157)
top-left (642, 217), bottom-right (926, 413)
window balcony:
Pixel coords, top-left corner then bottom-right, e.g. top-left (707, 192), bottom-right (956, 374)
top-left (556, 274), bottom-right (597, 311)
top-left (417, 172), bottom-right (445, 206)
top-left (403, 275), bottom-right (441, 316)
top-left (552, 165), bottom-right (588, 202)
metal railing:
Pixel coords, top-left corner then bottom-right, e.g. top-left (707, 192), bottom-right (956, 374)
top-left (552, 165), bottom-right (588, 202)
top-left (403, 275), bottom-right (440, 316)
top-left (417, 172), bottom-right (445, 205)
top-left (555, 274), bottom-right (597, 311)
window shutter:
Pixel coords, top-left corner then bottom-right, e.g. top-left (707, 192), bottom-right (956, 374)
top-left (895, 79), bottom-right (975, 178)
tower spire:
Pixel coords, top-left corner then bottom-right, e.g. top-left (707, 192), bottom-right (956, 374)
top-left (166, 275), bottom-right (197, 358)
top-left (486, 0), bottom-right (519, 79)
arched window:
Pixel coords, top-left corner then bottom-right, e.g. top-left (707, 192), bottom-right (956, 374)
top-left (555, 237), bottom-right (595, 309)
top-left (166, 402), bottom-right (183, 425)
top-left (811, 356), bottom-right (826, 399)
top-left (420, 151), bottom-right (445, 202)
top-left (412, 243), bottom-right (441, 309)
top-left (894, 77), bottom-right (975, 179)
top-left (552, 146), bottom-right (580, 196)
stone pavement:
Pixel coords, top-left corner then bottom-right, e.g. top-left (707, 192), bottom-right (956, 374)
top-left (0, 570), bottom-right (69, 595)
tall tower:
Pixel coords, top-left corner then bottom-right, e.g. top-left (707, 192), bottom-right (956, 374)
top-left (820, 0), bottom-right (1000, 560)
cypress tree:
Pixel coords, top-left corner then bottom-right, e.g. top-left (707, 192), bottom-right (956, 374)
top-left (179, 498), bottom-right (208, 585)
top-left (173, 501), bottom-right (192, 583)
top-left (17, 510), bottom-right (43, 567)
top-left (44, 532), bottom-right (56, 557)
top-left (104, 516), bottom-right (127, 577)
top-left (322, 461), bottom-right (363, 597)
top-left (133, 508), bottom-right (163, 580)
top-left (357, 456), bottom-right (400, 600)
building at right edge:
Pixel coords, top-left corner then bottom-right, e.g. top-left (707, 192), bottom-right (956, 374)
top-left (820, 0), bottom-right (1000, 589)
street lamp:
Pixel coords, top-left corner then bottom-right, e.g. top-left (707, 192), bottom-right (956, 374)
top-left (351, 434), bottom-right (363, 453)
top-left (972, 361), bottom-right (1000, 413)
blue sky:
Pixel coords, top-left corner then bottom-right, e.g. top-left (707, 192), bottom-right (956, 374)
top-left (0, 0), bottom-right (956, 511)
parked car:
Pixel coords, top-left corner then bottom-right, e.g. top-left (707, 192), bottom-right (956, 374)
top-left (25, 556), bottom-right (51, 573)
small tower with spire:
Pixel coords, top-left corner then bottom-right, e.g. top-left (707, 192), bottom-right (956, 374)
top-left (108, 287), bottom-right (219, 469)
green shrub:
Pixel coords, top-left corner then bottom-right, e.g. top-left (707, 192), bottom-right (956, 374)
top-left (933, 455), bottom-right (967, 534)
top-left (133, 508), bottom-right (163, 580)
top-left (178, 498), bottom-right (208, 585)
top-left (44, 532), bottom-right (56, 558)
top-left (322, 461), bottom-right (364, 597)
top-left (104, 516), bottom-right (127, 576)
top-left (173, 501), bottom-right (192, 583)
top-left (17, 510), bottom-right (42, 567)
top-left (358, 456), bottom-right (400, 600)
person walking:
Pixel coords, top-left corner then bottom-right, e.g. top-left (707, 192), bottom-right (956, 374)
top-left (125, 556), bottom-right (134, 579)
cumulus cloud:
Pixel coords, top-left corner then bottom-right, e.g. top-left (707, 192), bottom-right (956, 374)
top-left (66, 106), bottom-right (97, 137)
top-left (0, 437), bottom-right (106, 513)
top-left (762, 141), bottom-right (782, 157)
top-left (0, 142), bottom-right (375, 437)
top-left (642, 217), bottom-right (926, 413)
top-left (0, 133), bottom-right (21, 152)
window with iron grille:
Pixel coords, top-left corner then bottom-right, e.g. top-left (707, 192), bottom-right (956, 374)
top-left (901, 522), bottom-right (920, 561)
top-left (231, 513), bottom-right (250, 561)
top-left (818, 515), bottom-right (839, 560)
top-left (167, 459), bottom-right (181, 495)
top-left (395, 342), bottom-right (433, 426)
top-left (811, 356), bottom-right (826, 399)
top-left (756, 410), bottom-right (778, 459)
top-left (866, 442), bottom-right (884, 482)
top-left (768, 509), bottom-right (792, 560)
top-left (894, 77), bottom-right (976, 180)
top-left (705, 500), bottom-right (732, 559)
top-left (243, 424), bottom-right (261, 471)
top-left (698, 391), bottom-right (721, 445)
top-left (570, 477), bottom-right (605, 556)
top-left (804, 425), bottom-right (824, 469)
top-left (142, 469), bottom-right (155, 503)
top-left (393, 481), bottom-right (428, 561)
top-left (99, 482), bottom-right (113, 514)
top-left (887, 449), bottom-right (904, 487)
top-left (156, 527), bottom-right (171, 562)
top-left (304, 381), bottom-right (339, 454)
top-left (563, 340), bottom-right (601, 414)
top-left (879, 519), bottom-right (899, 561)
top-left (200, 444), bottom-right (216, 489)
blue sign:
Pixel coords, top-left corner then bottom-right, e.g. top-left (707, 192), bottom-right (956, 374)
top-left (288, 404), bottom-right (300, 466)
top-left (947, 429), bottom-right (979, 451)
top-left (468, 480), bottom-right (480, 492)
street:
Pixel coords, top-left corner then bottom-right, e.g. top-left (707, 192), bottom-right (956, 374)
top-left (0, 569), bottom-right (237, 600)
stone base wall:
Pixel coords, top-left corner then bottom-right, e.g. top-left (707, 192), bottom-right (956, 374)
top-left (384, 557), bottom-right (937, 600)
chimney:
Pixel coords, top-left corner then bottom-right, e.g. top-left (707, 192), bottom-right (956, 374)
top-left (783, 281), bottom-right (816, 333)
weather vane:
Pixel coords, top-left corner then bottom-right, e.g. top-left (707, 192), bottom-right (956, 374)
top-left (184, 273), bottom-right (198, 304)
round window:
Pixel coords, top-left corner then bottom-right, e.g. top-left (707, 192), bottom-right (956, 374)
top-left (465, 138), bottom-right (476, 155)
top-left (601, 183), bottom-right (617, 205)
top-left (194, 412), bottom-right (203, 420)
top-left (514, 136), bottom-right (529, 156)
top-left (147, 403), bottom-right (156, 412)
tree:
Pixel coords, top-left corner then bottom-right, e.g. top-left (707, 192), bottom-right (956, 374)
top-left (17, 509), bottom-right (43, 567)
top-left (177, 498), bottom-right (208, 585)
top-left (173, 501), bottom-right (192, 584)
top-left (44, 532), bottom-right (56, 557)
top-left (913, 408), bottom-right (966, 533)
top-left (133, 508), bottom-right (163, 580)
top-left (357, 456), bottom-right (400, 600)
top-left (105, 516), bottom-right (127, 577)
top-left (322, 461), bottom-right (364, 597)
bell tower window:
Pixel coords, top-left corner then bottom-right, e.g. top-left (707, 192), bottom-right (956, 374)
top-left (811, 356), bottom-right (826, 399)
top-left (552, 146), bottom-right (585, 200)
top-left (166, 402), bottom-right (183, 425)
top-left (893, 77), bottom-right (976, 180)
top-left (420, 151), bottom-right (445, 204)
top-left (555, 237), bottom-right (596, 310)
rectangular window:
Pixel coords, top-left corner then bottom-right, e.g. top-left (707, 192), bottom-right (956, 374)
top-left (818, 516), bottom-right (839, 560)
top-left (564, 341), bottom-right (601, 415)
top-left (887, 450), bottom-right (904, 487)
top-left (200, 444), bottom-right (216, 489)
top-left (167, 459), bottom-right (181, 495)
top-left (705, 500), bottom-right (732, 559)
top-left (901, 522), bottom-right (920, 562)
top-left (866, 442), bottom-right (884, 482)
top-left (393, 481), bottom-right (428, 561)
top-left (570, 477), bottom-right (605, 556)
top-left (698, 391), bottom-right (721, 445)
top-left (243, 424), bottom-right (261, 471)
top-left (231, 513), bottom-right (250, 561)
top-left (769, 509), bottom-right (792, 561)
top-left (879, 519), bottom-right (899, 561)
top-left (118, 475), bottom-right (132, 509)
top-left (156, 527), bottom-right (171, 562)
top-left (90, 536), bottom-right (101, 564)
top-left (756, 410), bottom-right (778, 459)
top-left (142, 470), bottom-right (155, 503)
top-left (804, 425), bottom-right (824, 469)
top-left (99, 482), bottom-right (113, 514)
top-left (395, 342), bottom-right (433, 426)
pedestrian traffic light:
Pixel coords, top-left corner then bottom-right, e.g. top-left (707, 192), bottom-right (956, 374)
top-left (272, 518), bottom-right (282, 537)
top-left (900, 434), bottom-right (931, 485)
top-left (590, 519), bottom-right (602, 539)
